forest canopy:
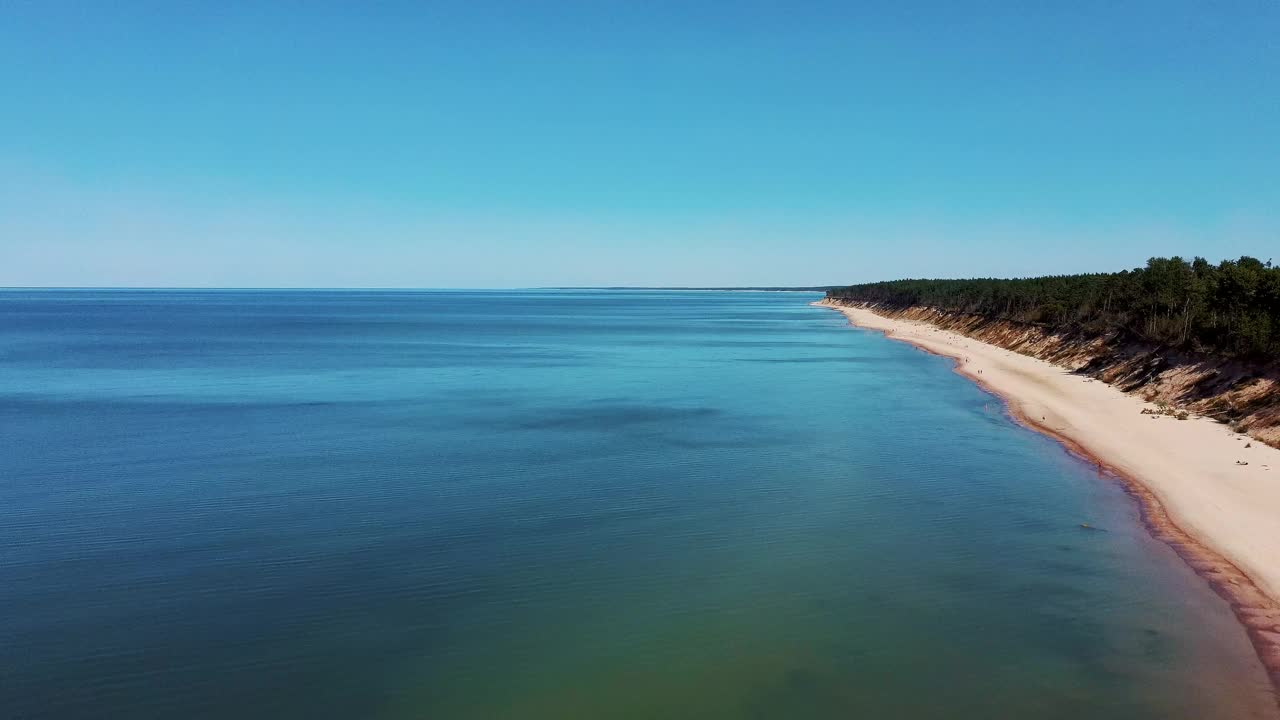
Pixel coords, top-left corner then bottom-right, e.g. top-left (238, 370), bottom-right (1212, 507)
top-left (827, 257), bottom-right (1280, 358)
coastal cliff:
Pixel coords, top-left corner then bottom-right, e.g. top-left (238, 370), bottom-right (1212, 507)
top-left (818, 298), bottom-right (1280, 696)
top-left (820, 297), bottom-right (1280, 449)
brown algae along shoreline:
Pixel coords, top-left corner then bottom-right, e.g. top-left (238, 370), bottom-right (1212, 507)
top-left (815, 300), bottom-right (1280, 704)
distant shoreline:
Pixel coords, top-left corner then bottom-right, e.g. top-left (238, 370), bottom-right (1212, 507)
top-left (814, 299), bottom-right (1280, 699)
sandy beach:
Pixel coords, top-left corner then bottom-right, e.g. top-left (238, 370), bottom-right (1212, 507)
top-left (817, 300), bottom-right (1280, 688)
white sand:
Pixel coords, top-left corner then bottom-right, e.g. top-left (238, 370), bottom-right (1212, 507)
top-left (819, 301), bottom-right (1280, 606)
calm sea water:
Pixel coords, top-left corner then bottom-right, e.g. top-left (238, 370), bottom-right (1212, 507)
top-left (1, 289), bottom-right (1274, 719)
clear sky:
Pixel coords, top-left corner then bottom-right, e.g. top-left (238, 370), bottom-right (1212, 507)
top-left (3, 1), bottom-right (1277, 288)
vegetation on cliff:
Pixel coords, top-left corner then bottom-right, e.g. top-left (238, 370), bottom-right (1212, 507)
top-left (827, 257), bottom-right (1280, 358)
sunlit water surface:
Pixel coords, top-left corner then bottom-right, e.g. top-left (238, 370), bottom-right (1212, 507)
top-left (1, 289), bottom-right (1274, 719)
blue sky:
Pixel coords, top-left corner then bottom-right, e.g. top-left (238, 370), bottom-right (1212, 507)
top-left (3, 1), bottom-right (1277, 287)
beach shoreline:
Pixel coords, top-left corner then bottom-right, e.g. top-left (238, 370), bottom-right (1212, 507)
top-left (815, 299), bottom-right (1280, 699)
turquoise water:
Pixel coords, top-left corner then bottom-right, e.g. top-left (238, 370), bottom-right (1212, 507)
top-left (0, 289), bottom-right (1274, 719)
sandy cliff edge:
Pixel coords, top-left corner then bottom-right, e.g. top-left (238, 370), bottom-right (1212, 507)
top-left (815, 299), bottom-right (1280, 695)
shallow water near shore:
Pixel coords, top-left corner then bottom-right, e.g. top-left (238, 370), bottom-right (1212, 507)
top-left (0, 289), bottom-right (1274, 719)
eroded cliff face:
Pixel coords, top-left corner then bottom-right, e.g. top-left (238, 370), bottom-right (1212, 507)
top-left (826, 299), bottom-right (1280, 449)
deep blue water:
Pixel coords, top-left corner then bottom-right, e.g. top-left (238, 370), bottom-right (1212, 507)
top-left (0, 289), bottom-right (1274, 719)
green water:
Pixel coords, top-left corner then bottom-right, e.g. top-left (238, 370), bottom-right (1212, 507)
top-left (0, 290), bottom-right (1274, 718)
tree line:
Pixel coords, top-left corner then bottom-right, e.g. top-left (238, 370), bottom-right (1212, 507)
top-left (827, 256), bottom-right (1280, 358)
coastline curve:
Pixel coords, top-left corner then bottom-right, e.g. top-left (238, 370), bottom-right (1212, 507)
top-left (814, 300), bottom-right (1280, 704)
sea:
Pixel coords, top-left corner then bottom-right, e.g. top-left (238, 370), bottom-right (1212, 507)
top-left (0, 289), bottom-right (1274, 719)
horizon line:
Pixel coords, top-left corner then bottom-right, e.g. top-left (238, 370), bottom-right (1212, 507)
top-left (0, 285), bottom-right (835, 292)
